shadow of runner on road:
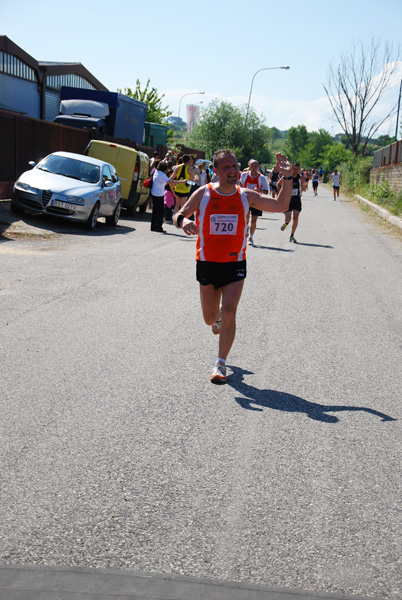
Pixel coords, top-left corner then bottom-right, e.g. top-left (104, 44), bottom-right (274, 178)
top-left (292, 242), bottom-right (334, 248)
top-left (228, 366), bottom-right (396, 423)
top-left (252, 244), bottom-right (294, 252)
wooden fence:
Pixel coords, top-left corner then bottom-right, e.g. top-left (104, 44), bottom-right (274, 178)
top-left (0, 109), bottom-right (204, 198)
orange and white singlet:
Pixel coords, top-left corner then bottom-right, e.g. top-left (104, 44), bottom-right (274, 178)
top-left (196, 184), bottom-right (249, 262)
top-left (240, 171), bottom-right (268, 192)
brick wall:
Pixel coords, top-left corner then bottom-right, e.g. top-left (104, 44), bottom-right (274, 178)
top-left (370, 164), bottom-right (402, 193)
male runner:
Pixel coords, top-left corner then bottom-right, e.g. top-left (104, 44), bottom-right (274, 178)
top-left (240, 159), bottom-right (269, 246)
top-left (331, 169), bottom-right (342, 200)
top-left (173, 149), bottom-right (293, 384)
top-left (279, 162), bottom-right (306, 243)
top-left (318, 167), bottom-right (324, 182)
top-left (269, 163), bottom-right (281, 198)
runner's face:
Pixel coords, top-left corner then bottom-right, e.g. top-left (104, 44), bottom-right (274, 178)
top-left (293, 165), bottom-right (300, 176)
top-left (215, 154), bottom-right (239, 184)
top-left (250, 161), bottom-right (259, 175)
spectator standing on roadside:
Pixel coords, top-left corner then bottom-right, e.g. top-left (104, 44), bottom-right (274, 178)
top-left (187, 156), bottom-right (198, 198)
top-left (171, 154), bottom-right (194, 213)
top-left (150, 162), bottom-right (187, 233)
top-left (163, 171), bottom-right (175, 224)
top-left (198, 161), bottom-right (210, 187)
top-left (148, 158), bottom-right (160, 210)
top-left (150, 151), bottom-right (159, 170)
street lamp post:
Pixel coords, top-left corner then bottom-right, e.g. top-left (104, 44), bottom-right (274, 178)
top-left (241, 66), bottom-right (290, 154)
top-left (178, 91), bottom-right (205, 119)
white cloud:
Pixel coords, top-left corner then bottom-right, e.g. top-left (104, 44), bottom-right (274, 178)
top-left (163, 65), bottom-right (402, 136)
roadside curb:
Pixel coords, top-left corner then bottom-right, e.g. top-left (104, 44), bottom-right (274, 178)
top-left (354, 194), bottom-right (402, 231)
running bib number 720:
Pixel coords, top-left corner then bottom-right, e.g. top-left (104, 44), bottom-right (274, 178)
top-left (210, 214), bottom-right (238, 235)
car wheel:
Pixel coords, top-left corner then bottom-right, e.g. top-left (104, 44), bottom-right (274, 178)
top-left (106, 200), bottom-right (122, 226)
top-left (85, 202), bottom-right (100, 231)
top-left (10, 200), bottom-right (25, 215)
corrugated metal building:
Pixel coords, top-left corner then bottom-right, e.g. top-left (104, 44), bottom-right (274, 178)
top-left (0, 36), bottom-right (107, 122)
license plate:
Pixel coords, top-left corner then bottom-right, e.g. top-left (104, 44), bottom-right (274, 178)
top-left (52, 199), bottom-right (75, 211)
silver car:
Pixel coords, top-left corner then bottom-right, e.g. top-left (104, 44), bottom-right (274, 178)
top-left (12, 151), bottom-right (122, 230)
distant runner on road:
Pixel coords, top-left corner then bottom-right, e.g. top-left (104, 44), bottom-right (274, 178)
top-left (240, 159), bottom-right (269, 246)
top-left (279, 162), bottom-right (306, 244)
top-left (331, 169), bottom-right (342, 200)
top-left (312, 169), bottom-right (319, 196)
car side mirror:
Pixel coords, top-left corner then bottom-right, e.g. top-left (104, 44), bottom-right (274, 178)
top-left (28, 161), bottom-right (36, 168)
top-left (104, 180), bottom-right (114, 188)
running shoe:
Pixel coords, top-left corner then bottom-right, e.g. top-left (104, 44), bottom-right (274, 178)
top-left (248, 235), bottom-right (254, 246)
top-left (212, 313), bottom-right (222, 335)
top-left (289, 234), bottom-right (297, 243)
top-left (211, 360), bottom-right (227, 384)
top-left (281, 222), bottom-right (288, 231)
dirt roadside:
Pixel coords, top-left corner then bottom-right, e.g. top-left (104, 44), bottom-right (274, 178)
top-left (0, 198), bottom-right (62, 240)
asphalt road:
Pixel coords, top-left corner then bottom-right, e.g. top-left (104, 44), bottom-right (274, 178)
top-left (0, 183), bottom-right (401, 599)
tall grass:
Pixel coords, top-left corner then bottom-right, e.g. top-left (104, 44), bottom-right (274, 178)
top-left (340, 157), bottom-right (402, 217)
top-left (365, 178), bottom-right (402, 217)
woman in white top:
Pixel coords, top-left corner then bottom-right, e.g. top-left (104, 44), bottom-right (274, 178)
top-left (151, 162), bottom-right (187, 233)
top-left (331, 169), bottom-right (342, 201)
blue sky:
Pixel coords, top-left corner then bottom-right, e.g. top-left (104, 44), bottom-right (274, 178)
top-left (3, 0), bottom-right (402, 135)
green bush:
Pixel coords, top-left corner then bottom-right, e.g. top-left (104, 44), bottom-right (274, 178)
top-left (321, 151), bottom-right (402, 217)
top-left (365, 178), bottom-right (402, 216)
top-left (341, 157), bottom-right (372, 194)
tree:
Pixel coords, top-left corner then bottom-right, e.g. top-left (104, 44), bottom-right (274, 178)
top-left (283, 125), bottom-right (309, 163)
top-left (375, 134), bottom-right (393, 147)
top-left (323, 38), bottom-right (400, 157)
top-left (319, 143), bottom-right (351, 174)
top-left (121, 79), bottom-right (172, 124)
top-left (268, 126), bottom-right (281, 143)
top-left (188, 99), bottom-right (272, 166)
top-left (300, 128), bottom-right (333, 167)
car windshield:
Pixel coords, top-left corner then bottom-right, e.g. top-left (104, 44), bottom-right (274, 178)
top-left (37, 155), bottom-right (100, 184)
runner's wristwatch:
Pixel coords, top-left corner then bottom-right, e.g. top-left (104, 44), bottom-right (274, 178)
top-left (176, 213), bottom-right (185, 228)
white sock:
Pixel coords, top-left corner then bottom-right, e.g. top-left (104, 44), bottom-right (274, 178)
top-left (217, 357), bottom-right (226, 365)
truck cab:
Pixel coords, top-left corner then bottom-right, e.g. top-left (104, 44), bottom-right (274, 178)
top-left (54, 99), bottom-right (109, 134)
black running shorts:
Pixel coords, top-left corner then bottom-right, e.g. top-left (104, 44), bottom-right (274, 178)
top-left (249, 206), bottom-right (263, 217)
top-left (286, 197), bottom-right (302, 212)
top-left (196, 260), bottom-right (247, 289)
